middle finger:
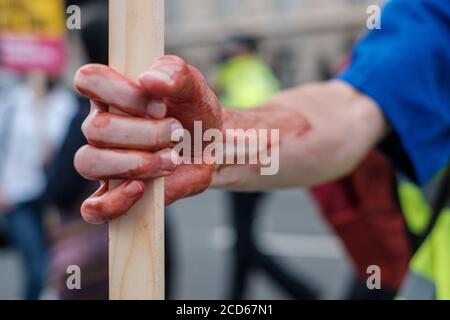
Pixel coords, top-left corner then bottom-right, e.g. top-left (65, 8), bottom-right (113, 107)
top-left (74, 145), bottom-right (179, 181)
top-left (82, 109), bottom-right (183, 151)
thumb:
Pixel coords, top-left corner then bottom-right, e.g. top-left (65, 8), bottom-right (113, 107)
top-left (138, 55), bottom-right (207, 104)
top-left (139, 55), bottom-right (222, 131)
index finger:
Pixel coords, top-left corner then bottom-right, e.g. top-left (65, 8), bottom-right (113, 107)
top-left (75, 64), bottom-right (166, 119)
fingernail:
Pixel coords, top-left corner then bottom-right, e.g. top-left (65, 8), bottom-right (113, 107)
top-left (82, 213), bottom-right (103, 225)
top-left (123, 181), bottom-right (144, 197)
top-left (81, 204), bottom-right (106, 225)
top-left (170, 121), bottom-right (184, 143)
top-left (147, 100), bottom-right (167, 119)
top-left (159, 150), bottom-right (180, 171)
top-left (140, 70), bottom-right (174, 85)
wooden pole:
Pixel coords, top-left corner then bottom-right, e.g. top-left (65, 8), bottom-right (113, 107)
top-left (108, 0), bottom-right (165, 300)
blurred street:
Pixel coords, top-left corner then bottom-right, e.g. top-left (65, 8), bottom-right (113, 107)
top-left (0, 189), bottom-right (351, 300)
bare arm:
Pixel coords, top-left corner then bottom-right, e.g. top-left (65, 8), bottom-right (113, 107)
top-left (214, 80), bottom-right (388, 190)
top-left (73, 56), bottom-right (387, 223)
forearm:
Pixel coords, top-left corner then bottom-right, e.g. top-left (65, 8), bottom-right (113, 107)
top-left (213, 80), bottom-right (388, 190)
top-left (73, 57), bottom-right (388, 221)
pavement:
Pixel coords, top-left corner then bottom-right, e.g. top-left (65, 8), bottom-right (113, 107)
top-left (0, 189), bottom-right (353, 300)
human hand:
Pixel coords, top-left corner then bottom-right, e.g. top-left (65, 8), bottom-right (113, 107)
top-left (74, 56), bottom-right (222, 224)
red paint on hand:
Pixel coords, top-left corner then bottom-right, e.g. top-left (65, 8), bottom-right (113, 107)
top-left (74, 56), bottom-right (223, 223)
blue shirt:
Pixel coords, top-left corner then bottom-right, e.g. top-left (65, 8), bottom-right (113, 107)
top-left (339, 0), bottom-right (450, 185)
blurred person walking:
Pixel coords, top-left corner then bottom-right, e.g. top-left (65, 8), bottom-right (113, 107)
top-left (0, 74), bottom-right (77, 299)
top-left (215, 35), bottom-right (317, 299)
top-left (0, 69), bottom-right (19, 249)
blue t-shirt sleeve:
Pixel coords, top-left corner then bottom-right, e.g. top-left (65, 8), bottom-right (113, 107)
top-left (339, 0), bottom-right (450, 185)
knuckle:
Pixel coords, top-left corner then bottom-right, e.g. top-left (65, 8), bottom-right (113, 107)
top-left (81, 111), bottom-right (106, 143)
top-left (169, 118), bottom-right (183, 130)
top-left (80, 115), bottom-right (91, 139)
top-left (74, 68), bottom-right (82, 89)
top-left (151, 118), bottom-right (180, 146)
top-left (80, 63), bottom-right (108, 75)
top-left (75, 64), bottom-right (109, 93)
top-left (75, 64), bottom-right (95, 85)
top-left (74, 69), bottom-right (86, 94)
top-left (159, 55), bottom-right (189, 78)
top-left (81, 114), bottom-right (98, 143)
top-left (163, 55), bottom-right (187, 67)
top-left (74, 145), bottom-right (93, 178)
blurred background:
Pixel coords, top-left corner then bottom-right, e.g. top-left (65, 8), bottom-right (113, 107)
top-left (1, 0), bottom-right (410, 301)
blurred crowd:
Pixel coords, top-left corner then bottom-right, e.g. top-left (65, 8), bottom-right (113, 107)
top-left (0, 1), bottom-right (109, 299)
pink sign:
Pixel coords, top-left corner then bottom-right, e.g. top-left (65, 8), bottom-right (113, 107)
top-left (0, 35), bottom-right (66, 75)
